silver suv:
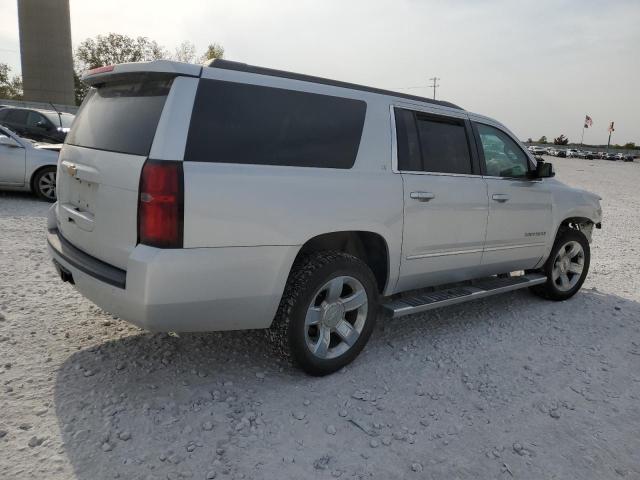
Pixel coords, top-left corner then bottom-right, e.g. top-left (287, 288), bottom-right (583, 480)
top-left (48, 60), bottom-right (602, 375)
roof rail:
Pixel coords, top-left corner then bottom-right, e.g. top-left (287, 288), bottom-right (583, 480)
top-left (204, 59), bottom-right (463, 110)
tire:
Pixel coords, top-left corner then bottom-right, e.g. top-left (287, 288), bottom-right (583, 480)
top-left (268, 251), bottom-right (379, 376)
top-left (33, 167), bottom-right (57, 202)
top-left (530, 228), bottom-right (590, 301)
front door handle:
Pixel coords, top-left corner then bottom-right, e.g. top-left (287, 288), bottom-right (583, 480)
top-left (410, 191), bottom-right (436, 202)
top-left (492, 193), bottom-right (510, 202)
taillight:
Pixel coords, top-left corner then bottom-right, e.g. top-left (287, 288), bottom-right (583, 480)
top-left (138, 160), bottom-right (183, 248)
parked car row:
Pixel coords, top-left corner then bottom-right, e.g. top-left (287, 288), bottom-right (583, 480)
top-left (0, 106), bottom-right (75, 144)
top-left (528, 145), bottom-right (636, 162)
top-left (0, 124), bottom-right (60, 200)
top-left (0, 106), bottom-right (76, 201)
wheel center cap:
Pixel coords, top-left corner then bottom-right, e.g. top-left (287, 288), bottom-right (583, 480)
top-left (322, 303), bottom-right (344, 328)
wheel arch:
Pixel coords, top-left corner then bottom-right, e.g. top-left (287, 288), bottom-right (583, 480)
top-left (293, 231), bottom-right (390, 294)
top-left (555, 216), bottom-right (598, 242)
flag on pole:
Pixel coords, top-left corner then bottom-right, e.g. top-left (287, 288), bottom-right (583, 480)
top-left (584, 115), bottom-right (593, 128)
top-left (608, 121), bottom-right (615, 132)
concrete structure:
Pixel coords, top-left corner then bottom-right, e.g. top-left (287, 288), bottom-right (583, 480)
top-left (17, 0), bottom-right (75, 105)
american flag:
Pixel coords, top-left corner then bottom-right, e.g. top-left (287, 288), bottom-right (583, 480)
top-left (584, 115), bottom-right (593, 128)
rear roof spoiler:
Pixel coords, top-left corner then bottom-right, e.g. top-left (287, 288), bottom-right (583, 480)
top-left (81, 60), bottom-right (202, 86)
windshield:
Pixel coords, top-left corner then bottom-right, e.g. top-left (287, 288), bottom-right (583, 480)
top-left (43, 112), bottom-right (75, 129)
top-left (66, 76), bottom-right (173, 156)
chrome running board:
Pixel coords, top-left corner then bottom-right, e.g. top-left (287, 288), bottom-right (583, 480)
top-left (382, 273), bottom-right (547, 318)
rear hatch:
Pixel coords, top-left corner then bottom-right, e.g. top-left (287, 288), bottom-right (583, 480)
top-left (55, 74), bottom-right (174, 269)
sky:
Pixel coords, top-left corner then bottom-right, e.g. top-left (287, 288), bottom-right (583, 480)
top-left (1, 0), bottom-right (639, 144)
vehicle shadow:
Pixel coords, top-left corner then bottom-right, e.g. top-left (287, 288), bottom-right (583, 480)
top-left (53, 287), bottom-right (640, 479)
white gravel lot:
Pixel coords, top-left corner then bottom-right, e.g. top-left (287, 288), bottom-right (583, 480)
top-left (1, 157), bottom-right (639, 480)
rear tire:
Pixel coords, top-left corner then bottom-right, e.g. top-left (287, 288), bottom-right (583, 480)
top-left (530, 228), bottom-right (590, 301)
top-left (33, 167), bottom-right (57, 202)
top-left (268, 251), bottom-right (378, 376)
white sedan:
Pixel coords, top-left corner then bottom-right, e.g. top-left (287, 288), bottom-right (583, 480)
top-left (0, 125), bottom-right (60, 201)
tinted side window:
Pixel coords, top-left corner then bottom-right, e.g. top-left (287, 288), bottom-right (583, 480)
top-left (394, 108), bottom-right (421, 171)
top-left (185, 80), bottom-right (366, 169)
top-left (475, 123), bottom-right (530, 178)
top-left (5, 110), bottom-right (28, 124)
top-left (415, 114), bottom-right (472, 174)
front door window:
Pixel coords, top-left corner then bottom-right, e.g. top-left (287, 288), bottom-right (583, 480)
top-left (477, 123), bottom-right (530, 178)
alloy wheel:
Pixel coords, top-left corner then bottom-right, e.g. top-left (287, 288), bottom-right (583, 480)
top-left (551, 240), bottom-right (585, 292)
top-left (304, 275), bottom-right (368, 360)
top-left (38, 171), bottom-right (56, 200)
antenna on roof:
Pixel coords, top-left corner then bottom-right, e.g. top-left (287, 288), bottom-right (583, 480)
top-left (48, 101), bottom-right (63, 129)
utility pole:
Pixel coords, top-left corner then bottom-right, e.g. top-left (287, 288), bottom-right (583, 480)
top-left (428, 77), bottom-right (440, 100)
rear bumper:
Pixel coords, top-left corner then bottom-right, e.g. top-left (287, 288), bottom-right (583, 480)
top-left (47, 219), bottom-right (298, 332)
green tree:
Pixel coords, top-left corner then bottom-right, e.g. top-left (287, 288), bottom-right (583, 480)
top-left (74, 33), bottom-right (168, 104)
top-left (73, 34), bottom-right (224, 105)
top-left (526, 138), bottom-right (533, 144)
top-left (537, 136), bottom-right (548, 144)
top-left (73, 70), bottom-right (88, 106)
top-left (173, 41), bottom-right (198, 63)
top-left (75, 33), bottom-right (167, 70)
top-left (553, 134), bottom-right (569, 145)
top-left (201, 43), bottom-right (225, 63)
top-left (623, 142), bottom-right (636, 150)
top-left (0, 63), bottom-right (23, 100)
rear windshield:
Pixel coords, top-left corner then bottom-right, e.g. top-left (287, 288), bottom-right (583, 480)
top-left (66, 76), bottom-right (173, 156)
top-left (185, 80), bottom-right (366, 169)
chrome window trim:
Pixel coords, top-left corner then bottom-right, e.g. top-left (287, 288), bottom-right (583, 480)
top-left (401, 170), bottom-right (483, 179)
top-left (482, 175), bottom-right (542, 182)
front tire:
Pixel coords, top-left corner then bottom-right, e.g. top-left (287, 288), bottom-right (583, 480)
top-left (530, 228), bottom-right (590, 301)
top-left (269, 251), bottom-right (378, 376)
top-left (33, 167), bottom-right (57, 202)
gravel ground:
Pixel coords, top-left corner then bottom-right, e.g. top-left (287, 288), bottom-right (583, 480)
top-left (1, 157), bottom-right (639, 480)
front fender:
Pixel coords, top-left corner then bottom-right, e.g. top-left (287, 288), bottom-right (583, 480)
top-left (540, 191), bottom-right (602, 264)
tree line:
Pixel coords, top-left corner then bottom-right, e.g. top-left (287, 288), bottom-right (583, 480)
top-left (0, 33), bottom-right (224, 105)
top-left (525, 135), bottom-right (636, 150)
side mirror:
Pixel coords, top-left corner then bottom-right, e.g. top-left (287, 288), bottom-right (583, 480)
top-left (0, 135), bottom-right (21, 148)
top-left (536, 161), bottom-right (555, 178)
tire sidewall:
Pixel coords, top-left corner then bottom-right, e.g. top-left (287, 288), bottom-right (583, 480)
top-left (543, 229), bottom-right (590, 300)
top-left (288, 257), bottom-right (378, 375)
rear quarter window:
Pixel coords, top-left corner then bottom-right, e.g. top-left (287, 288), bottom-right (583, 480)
top-left (184, 80), bottom-right (367, 169)
top-left (66, 76), bottom-right (173, 156)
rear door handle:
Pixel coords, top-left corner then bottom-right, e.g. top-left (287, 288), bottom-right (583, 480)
top-left (410, 191), bottom-right (436, 202)
top-left (492, 193), bottom-right (510, 202)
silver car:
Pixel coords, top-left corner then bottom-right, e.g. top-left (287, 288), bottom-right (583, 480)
top-left (47, 60), bottom-right (602, 375)
top-left (0, 125), bottom-right (59, 200)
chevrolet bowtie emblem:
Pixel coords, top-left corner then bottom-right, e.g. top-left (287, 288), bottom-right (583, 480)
top-left (66, 163), bottom-right (78, 176)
